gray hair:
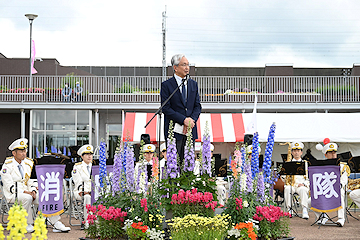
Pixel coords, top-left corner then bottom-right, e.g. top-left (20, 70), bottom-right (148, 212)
top-left (171, 54), bottom-right (186, 67)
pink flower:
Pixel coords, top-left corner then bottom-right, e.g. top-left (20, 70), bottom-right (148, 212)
top-left (141, 198), bottom-right (148, 212)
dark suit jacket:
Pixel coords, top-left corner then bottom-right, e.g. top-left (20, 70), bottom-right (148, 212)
top-left (160, 76), bottom-right (202, 141)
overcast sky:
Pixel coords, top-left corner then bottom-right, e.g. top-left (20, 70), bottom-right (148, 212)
top-left (1, 0), bottom-right (360, 68)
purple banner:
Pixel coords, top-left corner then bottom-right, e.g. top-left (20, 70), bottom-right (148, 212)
top-left (36, 164), bottom-right (65, 217)
top-left (309, 165), bottom-right (341, 212)
top-left (91, 165), bottom-right (113, 205)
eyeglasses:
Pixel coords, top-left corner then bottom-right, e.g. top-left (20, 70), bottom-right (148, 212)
top-left (177, 63), bottom-right (190, 67)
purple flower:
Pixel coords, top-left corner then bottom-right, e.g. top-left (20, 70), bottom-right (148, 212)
top-left (240, 146), bottom-right (246, 172)
top-left (136, 166), bottom-right (143, 193)
top-left (244, 158), bottom-right (253, 193)
top-left (263, 123), bottom-right (276, 184)
top-left (112, 150), bottom-right (121, 193)
top-left (201, 122), bottom-right (211, 176)
top-left (125, 143), bottom-right (135, 192)
top-left (257, 172), bottom-right (265, 203)
top-left (183, 125), bottom-right (195, 173)
top-left (251, 132), bottom-right (260, 178)
top-left (161, 166), bottom-right (166, 180)
top-left (166, 121), bottom-right (179, 178)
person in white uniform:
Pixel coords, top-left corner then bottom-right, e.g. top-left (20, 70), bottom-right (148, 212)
top-left (159, 143), bottom-right (167, 179)
top-left (72, 144), bottom-right (94, 230)
top-left (283, 141), bottom-right (309, 219)
top-left (0, 138), bottom-right (71, 233)
top-left (135, 144), bottom-right (155, 192)
top-left (309, 141), bottom-right (350, 227)
top-left (349, 188), bottom-right (360, 210)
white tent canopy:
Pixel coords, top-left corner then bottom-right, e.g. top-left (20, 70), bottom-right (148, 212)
top-left (243, 112), bottom-right (360, 143)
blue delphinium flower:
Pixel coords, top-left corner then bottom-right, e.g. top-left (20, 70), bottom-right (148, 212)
top-left (251, 132), bottom-right (260, 178)
top-left (183, 125), bottom-right (195, 172)
top-left (257, 171), bottom-right (265, 203)
top-left (263, 122), bottom-right (276, 184)
top-left (228, 155), bottom-right (232, 171)
top-left (166, 121), bottom-right (179, 178)
top-left (99, 141), bottom-right (107, 188)
top-left (202, 122), bottom-right (212, 176)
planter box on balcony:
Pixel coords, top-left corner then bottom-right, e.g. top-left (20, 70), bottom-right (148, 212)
top-left (87, 93), bottom-right (160, 103)
top-left (0, 93), bottom-right (44, 102)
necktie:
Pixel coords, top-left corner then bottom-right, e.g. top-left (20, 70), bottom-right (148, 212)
top-left (182, 83), bottom-right (187, 104)
top-left (87, 165), bottom-right (91, 174)
top-left (18, 164), bottom-right (24, 179)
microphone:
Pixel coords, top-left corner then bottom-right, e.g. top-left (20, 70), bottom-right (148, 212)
top-left (183, 74), bottom-right (190, 84)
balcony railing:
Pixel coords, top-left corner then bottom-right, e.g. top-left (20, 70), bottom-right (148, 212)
top-left (0, 75), bottom-right (359, 103)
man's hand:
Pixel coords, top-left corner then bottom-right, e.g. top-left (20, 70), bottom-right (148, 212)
top-left (184, 117), bottom-right (195, 128)
top-left (298, 183), bottom-right (305, 187)
top-left (24, 190), bottom-right (36, 200)
top-left (79, 191), bottom-right (90, 197)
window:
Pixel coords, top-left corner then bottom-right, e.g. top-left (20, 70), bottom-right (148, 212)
top-left (30, 110), bottom-right (91, 159)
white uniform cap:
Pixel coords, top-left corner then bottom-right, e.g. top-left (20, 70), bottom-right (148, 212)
top-left (291, 141), bottom-right (304, 150)
top-left (77, 144), bottom-right (94, 156)
top-left (160, 143), bottom-right (166, 152)
top-left (143, 144), bottom-right (155, 153)
top-left (246, 144), bottom-right (261, 154)
top-left (8, 138), bottom-right (28, 151)
top-left (322, 142), bottom-right (338, 155)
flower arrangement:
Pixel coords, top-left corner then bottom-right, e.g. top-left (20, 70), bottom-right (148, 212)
top-left (1, 87), bottom-right (46, 93)
top-left (31, 213), bottom-right (48, 240)
top-left (126, 221), bottom-right (148, 240)
top-left (168, 214), bottom-right (230, 240)
top-left (159, 120), bottom-right (217, 212)
top-left (83, 120), bottom-right (291, 240)
top-left (170, 188), bottom-right (219, 218)
top-left (123, 217), bottom-right (165, 240)
top-left (253, 205), bottom-right (290, 239)
top-left (85, 204), bottom-right (128, 240)
top-left (7, 202), bottom-right (28, 238)
top-left (227, 222), bottom-right (257, 240)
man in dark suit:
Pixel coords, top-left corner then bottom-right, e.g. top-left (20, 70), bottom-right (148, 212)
top-left (160, 54), bottom-right (202, 167)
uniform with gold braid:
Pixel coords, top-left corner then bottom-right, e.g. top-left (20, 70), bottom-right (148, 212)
top-left (281, 141), bottom-right (309, 220)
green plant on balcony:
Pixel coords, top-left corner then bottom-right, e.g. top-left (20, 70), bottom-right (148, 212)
top-left (115, 83), bottom-right (141, 93)
top-left (315, 85), bottom-right (357, 95)
top-left (61, 72), bottom-right (83, 88)
top-left (0, 85), bottom-right (8, 92)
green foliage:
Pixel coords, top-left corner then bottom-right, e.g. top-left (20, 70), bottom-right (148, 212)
top-left (61, 72), bottom-right (82, 88)
top-left (224, 193), bottom-right (257, 224)
top-left (257, 217), bottom-right (290, 240)
top-left (115, 82), bottom-right (141, 93)
top-left (315, 85), bottom-right (356, 94)
top-left (158, 172), bottom-right (217, 213)
top-left (95, 190), bottom-right (141, 210)
top-left (96, 217), bottom-right (126, 240)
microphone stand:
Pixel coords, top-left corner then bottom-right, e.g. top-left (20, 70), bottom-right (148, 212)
top-left (145, 76), bottom-right (187, 157)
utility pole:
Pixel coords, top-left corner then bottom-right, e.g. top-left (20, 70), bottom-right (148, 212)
top-left (162, 6), bottom-right (167, 81)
